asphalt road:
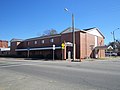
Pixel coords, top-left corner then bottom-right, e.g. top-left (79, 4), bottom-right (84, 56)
top-left (0, 58), bottom-right (120, 90)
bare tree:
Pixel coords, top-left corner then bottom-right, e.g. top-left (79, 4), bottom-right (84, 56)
top-left (43, 29), bottom-right (58, 36)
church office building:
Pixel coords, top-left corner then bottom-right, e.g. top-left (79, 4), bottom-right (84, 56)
top-left (10, 27), bottom-right (105, 61)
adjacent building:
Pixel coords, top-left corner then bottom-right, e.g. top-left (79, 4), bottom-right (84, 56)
top-left (10, 27), bottom-right (105, 61)
top-left (0, 40), bottom-right (10, 55)
top-left (0, 40), bottom-right (8, 48)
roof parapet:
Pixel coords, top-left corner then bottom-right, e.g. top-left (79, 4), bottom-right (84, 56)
top-left (10, 38), bottom-right (23, 42)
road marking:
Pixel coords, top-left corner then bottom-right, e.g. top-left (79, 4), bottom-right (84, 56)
top-left (0, 64), bottom-right (23, 68)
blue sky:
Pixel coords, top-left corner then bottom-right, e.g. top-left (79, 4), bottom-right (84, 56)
top-left (0, 0), bottom-right (120, 45)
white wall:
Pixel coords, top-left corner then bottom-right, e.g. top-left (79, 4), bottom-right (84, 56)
top-left (86, 28), bottom-right (103, 38)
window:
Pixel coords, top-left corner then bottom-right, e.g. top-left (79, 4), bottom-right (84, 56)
top-left (27, 42), bottom-right (29, 46)
top-left (34, 41), bottom-right (37, 44)
top-left (50, 38), bottom-right (54, 43)
top-left (95, 36), bottom-right (98, 47)
top-left (42, 40), bottom-right (44, 44)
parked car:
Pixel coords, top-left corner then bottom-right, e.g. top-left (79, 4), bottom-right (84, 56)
top-left (105, 52), bottom-right (112, 56)
top-left (112, 53), bottom-right (117, 56)
top-left (105, 52), bottom-right (117, 56)
top-left (117, 52), bottom-right (120, 56)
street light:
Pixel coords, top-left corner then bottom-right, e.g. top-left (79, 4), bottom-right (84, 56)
top-left (111, 28), bottom-right (119, 52)
top-left (64, 8), bottom-right (75, 61)
top-left (111, 28), bottom-right (119, 43)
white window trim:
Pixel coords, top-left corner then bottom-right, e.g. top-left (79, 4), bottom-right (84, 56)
top-left (95, 36), bottom-right (98, 47)
top-left (34, 41), bottom-right (37, 44)
top-left (42, 40), bottom-right (45, 44)
top-left (50, 38), bottom-right (54, 43)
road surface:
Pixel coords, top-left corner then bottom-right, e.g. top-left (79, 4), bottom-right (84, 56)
top-left (0, 58), bottom-right (120, 90)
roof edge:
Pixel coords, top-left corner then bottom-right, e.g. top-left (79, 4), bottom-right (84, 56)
top-left (84, 27), bottom-right (105, 39)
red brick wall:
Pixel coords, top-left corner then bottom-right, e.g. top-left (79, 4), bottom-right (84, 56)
top-left (12, 30), bottom-right (105, 59)
top-left (83, 33), bottom-right (105, 58)
top-left (75, 31), bottom-right (80, 59)
top-left (16, 35), bottom-right (62, 59)
top-left (0, 41), bottom-right (2, 47)
top-left (85, 33), bottom-right (95, 58)
top-left (98, 37), bottom-right (105, 58)
top-left (10, 41), bottom-right (21, 55)
top-left (0, 40), bottom-right (8, 48)
top-left (61, 31), bottom-right (81, 59)
top-left (80, 32), bottom-right (86, 59)
top-left (17, 35), bottom-right (61, 49)
top-left (61, 33), bottom-right (72, 43)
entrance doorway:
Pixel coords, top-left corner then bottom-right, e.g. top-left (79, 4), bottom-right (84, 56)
top-left (66, 46), bottom-right (73, 59)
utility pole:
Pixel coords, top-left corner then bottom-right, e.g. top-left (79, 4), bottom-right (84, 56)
top-left (72, 13), bottom-right (75, 61)
top-left (64, 8), bottom-right (76, 61)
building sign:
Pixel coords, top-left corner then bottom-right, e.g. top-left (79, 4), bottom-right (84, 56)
top-left (53, 45), bottom-right (55, 50)
top-left (65, 42), bottom-right (73, 47)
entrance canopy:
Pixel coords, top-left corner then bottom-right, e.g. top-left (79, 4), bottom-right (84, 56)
top-left (16, 46), bottom-right (61, 51)
top-left (95, 46), bottom-right (108, 50)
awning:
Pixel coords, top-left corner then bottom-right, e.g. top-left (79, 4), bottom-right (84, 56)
top-left (0, 48), bottom-right (10, 51)
top-left (95, 46), bottom-right (108, 50)
top-left (16, 46), bottom-right (62, 51)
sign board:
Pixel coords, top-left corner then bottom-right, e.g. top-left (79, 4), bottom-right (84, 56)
top-left (62, 43), bottom-right (65, 47)
top-left (53, 45), bottom-right (55, 50)
top-left (61, 43), bottom-right (65, 49)
top-left (62, 47), bottom-right (65, 49)
top-left (65, 42), bottom-right (73, 47)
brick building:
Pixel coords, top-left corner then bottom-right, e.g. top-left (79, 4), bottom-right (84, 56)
top-left (0, 40), bottom-right (10, 55)
top-left (0, 40), bottom-right (8, 48)
top-left (10, 27), bottom-right (105, 61)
